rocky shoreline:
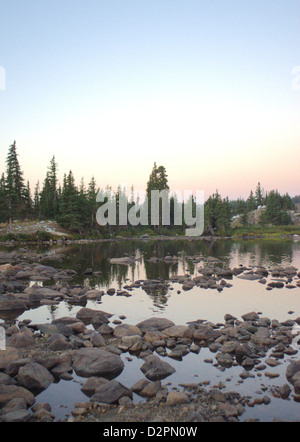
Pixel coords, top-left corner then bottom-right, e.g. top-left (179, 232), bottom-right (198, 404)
top-left (0, 250), bottom-right (300, 422)
top-left (0, 305), bottom-right (300, 423)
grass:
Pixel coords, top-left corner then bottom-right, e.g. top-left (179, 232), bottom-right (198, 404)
top-left (232, 224), bottom-right (300, 238)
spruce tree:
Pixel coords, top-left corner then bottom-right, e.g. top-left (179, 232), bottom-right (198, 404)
top-left (5, 141), bottom-right (26, 227)
top-left (40, 156), bottom-right (58, 219)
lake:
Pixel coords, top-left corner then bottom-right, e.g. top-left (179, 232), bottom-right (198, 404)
top-left (1, 237), bottom-right (300, 422)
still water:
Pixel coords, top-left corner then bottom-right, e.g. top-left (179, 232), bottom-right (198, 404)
top-left (19, 238), bottom-right (300, 325)
top-left (3, 238), bottom-right (300, 421)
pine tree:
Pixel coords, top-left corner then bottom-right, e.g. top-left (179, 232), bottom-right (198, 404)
top-left (87, 176), bottom-right (99, 227)
top-left (40, 156), bottom-right (58, 219)
top-left (146, 163), bottom-right (169, 229)
top-left (58, 171), bottom-right (82, 231)
top-left (255, 182), bottom-right (264, 207)
top-left (33, 181), bottom-right (40, 218)
top-left (247, 190), bottom-right (257, 212)
top-left (23, 181), bottom-right (32, 216)
top-left (5, 141), bottom-right (26, 227)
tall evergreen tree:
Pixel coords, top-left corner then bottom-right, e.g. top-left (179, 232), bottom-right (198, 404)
top-left (40, 156), bottom-right (59, 219)
top-left (58, 171), bottom-right (83, 231)
top-left (5, 141), bottom-right (26, 227)
top-left (146, 163), bottom-right (169, 229)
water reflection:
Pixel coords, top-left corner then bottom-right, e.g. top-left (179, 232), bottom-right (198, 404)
top-left (46, 239), bottom-right (298, 289)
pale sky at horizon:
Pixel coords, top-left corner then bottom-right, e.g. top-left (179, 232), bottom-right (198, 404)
top-left (0, 0), bottom-right (299, 201)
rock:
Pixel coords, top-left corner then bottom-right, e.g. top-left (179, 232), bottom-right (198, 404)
top-left (140, 355), bottom-right (176, 380)
top-left (220, 341), bottom-right (239, 354)
top-left (81, 377), bottom-right (109, 397)
top-left (279, 384), bottom-right (292, 399)
top-left (242, 358), bottom-right (255, 370)
top-left (166, 391), bottom-right (189, 406)
top-left (131, 379), bottom-right (150, 395)
top-left (241, 312), bottom-right (260, 321)
top-left (268, 282), bottom-right (284, 289)
top-left (237, 274), bottom-right (261, 281)
top-left (136, 317), bottom-right (175, 333)
top-left (139, 381), bottom-right (162, 398)
top-left (224, 314), bottom-right (237, 322)
top-left (163, 325), bottom-right (193, 340)
top-left (72, 348), bottom-right (124, 378)
top-left (90, 380), bottom-right (132, 404)
top-left (0, 294), bottom-right (28, 312)
top-left (28, 287), bottom-right (62, 300)
top-left (168, 344), bottom-right (189, 360)
top-left (218, 403), bottom-right (238, 417)
top-left (0, 372), bottom-right (16, 385)
top-left (0, 409), bottom-right (31, 422)
top-left (33, 352), bottom-right (60, 370)
top-left (265, 372), bottom-right (280, 379)
top-left (144, 331), bottom-right (167, 344)
top-left (17, 362), bottom-right (54, 392)
top-left (193, 325), bottom-right (221, 343)
top-left (286, 360), bottom-right (300, 389)
top-left (113, 324), bottom-right (142, 338)
top-left (85, 289), bottom-right (103, 300)
top-left (76, 308), bottom-right (112, 325)
top-left (265, 358), bottom-right (281, 367)
top-left (1, 397), bottom-right (27, 413)
top-left (209, 389), bottom-right (226, 403)
top-left (251, 327), bottom-right (272, 346)
top-left (7, 329), bottom-right (35, 348)
top-left (216, 352), bottom-right (233, 368)
top-left (0, 385), bottom-right (35, 407)
top-left (0, 347), bottom-right (21, 371)
top-left (89, 332), bottom-right (106, 347)
top-left (48, 334), bottom-right (72, 351)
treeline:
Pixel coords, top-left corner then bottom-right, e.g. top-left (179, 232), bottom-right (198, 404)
top-left (230, 182), bottom-right (294, 227)
top-left (0, 141), bottom-right (297, 236)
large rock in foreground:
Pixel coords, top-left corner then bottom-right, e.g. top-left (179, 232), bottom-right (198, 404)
top-left (72, 348), bottom-right (124, 378)
top-left (140, 355), bottom-right (175, 380)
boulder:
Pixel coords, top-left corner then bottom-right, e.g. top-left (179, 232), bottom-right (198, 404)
top-left (76, 308), bottom-right (112, 325)
top-left (0, 347), bottom-right (21, 371)
top-left (90, 380), bottom-right (132, 404)
top-left (17, 362), bottom-right (54, 392)
top-left (0, 295), bottom-right (28, 312)
top-left (72, 348), bottom-right (124, 378)
top-left (166, 391), bottom-right (189, 406)
top-left (140, 355), bottom-right (176, 380)
top-left (193, 325), bottom-right (222, 343)
top-left (6, 329), bottom-right (35, 349)
top-left (163, 325), bottom-right (193, 340)
top-left (0, 409), bottom-right (31, 422)
top-left (241, 312), bottom-right (260, 322)
top-left (81, 377), bottom-right (109, 397)
top-left (136, 317), bottom-right (175, 333)
top-left (113, 324), bottom-right (142, 338)
top-left (0, 385), bottom-right (35, 407)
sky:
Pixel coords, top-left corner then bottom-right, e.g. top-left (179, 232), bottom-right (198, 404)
top-left (0, 0), bottom-right (299, 201)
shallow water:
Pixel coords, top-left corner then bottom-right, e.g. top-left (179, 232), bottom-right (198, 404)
top-left (1, 238), bottom-right (300, 421)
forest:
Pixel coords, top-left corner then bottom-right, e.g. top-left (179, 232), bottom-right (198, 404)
top-left (0, 141), bottom-right (297, 236)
